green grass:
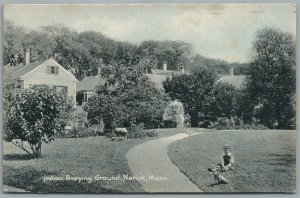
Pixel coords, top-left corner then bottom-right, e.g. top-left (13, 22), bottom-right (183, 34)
top-left (3, 128), bottom-right (186, 193)
top-left (168, 130), bottom-right (296, 193)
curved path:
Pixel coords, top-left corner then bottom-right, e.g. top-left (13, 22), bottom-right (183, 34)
top-left (126, 132), bottom-right (203, 193)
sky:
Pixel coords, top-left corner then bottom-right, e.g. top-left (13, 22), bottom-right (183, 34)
top-left (4, 4), bottom-right (296, 63)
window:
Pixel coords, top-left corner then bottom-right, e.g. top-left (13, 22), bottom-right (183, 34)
top-left (83, 91), bottom-right (92, 103)
top-left (48, 66), bottom-right (59, 75)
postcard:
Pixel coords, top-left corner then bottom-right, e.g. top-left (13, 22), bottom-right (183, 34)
top-left (2, 4), bottom-right (296, 193)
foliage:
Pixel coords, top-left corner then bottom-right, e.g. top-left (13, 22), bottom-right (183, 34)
top-left (137, 40), bottom-right (193, 71)
top-left (208, 116), bottom-right (268, 130)
top-left (163, 100), bottom-right (185, 128)
top-left (188, 54), bottom-right (249, 75)
top-left (108, 123), bottom-right (158, 139)
top-left (127, 123), bottom-right (146, 139)
top-left (244, 28), bottom-right (296, 129)
top-left (163, 67), bottom-right (217, 127)
top-left (201, 83), bottom-right (237, 127)
top-left (85, 72), bottom-right (169, 134)
top-left (3, 20), bottom-right (26, 66)
top-left (5, 86), bottom-right (67, 157)
top-left (4, 20), bottom-right (195, 81)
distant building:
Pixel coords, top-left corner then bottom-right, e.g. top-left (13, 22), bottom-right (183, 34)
top-left (76, 74), bottom-right (106, 106)
top-left (76, 73), bottom-right (116, 113)
top-left (4, 53), bottom-right (78, 105)
top-left (217, 67), bottom-right (246, 89)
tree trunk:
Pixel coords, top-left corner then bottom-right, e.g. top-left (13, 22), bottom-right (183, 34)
top-left (30, 142), bottom-right (42, 158)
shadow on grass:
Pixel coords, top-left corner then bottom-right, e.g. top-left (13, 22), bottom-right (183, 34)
top-left (3, 154), bottom-right (34, 161)
top-left (267, 153), bottom-right (296, 166)
top-left (3, 165), bottom-right (122, 193)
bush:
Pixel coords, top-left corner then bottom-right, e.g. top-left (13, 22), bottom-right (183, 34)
top-left (126, 123), bottom-right (158, 139)
top-left (209, 116), bottom-right (268, 130)
top-left (145, 129), bottom-right (158, 137)
top-left (128, 123), bottom-right (146, 139)
top-left (56, 111), bottom-right (104, 138)
top-left (85, 77), bottom-right (169, 131)
top-left (184, 114), bottom-right (191, 127)
top-left (6, 86), bottom-right (66, 157)
top-left (163, 120), bottom-right (177, 128)
top-left (163, 100), bottom-right (185, 128)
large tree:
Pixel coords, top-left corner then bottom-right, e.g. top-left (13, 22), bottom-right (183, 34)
top-left (245, 28), bottom-right (296, 129)
top-left (163, 67), bottom-right (217, 127)
top-left (202, 83), bottom-right (237, 126)
top-left (84, 46), bottom-right (169, 132)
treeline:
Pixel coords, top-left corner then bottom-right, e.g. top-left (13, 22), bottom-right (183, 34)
top-left (188, 54), bottom-right (249, 75)
top-left (86, 27), bottom-right (295, 132)
top-left (4, 20), bottom-right (191, 80)
top-left (4, 20), bottom-right (248, 81)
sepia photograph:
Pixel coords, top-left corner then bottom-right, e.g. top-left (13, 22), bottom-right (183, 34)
top-left (2, 3), bottom-right (296, 193)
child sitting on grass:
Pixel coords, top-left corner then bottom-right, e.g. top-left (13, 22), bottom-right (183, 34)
top-left (208, 144), bottom-right (235, 172)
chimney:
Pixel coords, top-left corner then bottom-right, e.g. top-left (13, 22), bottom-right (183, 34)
top-left (163, 61), bottom-right (167, 72)
top-left (230, 67), bottom-right (234, 76)
top-left (180, 66), bottom-right (185, 74)
top-left (24, 48), bottom-right (30, 66)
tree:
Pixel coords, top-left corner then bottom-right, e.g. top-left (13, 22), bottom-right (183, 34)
top-left (137, 40), bottom-right (193, 71)
top-left (5, 86), bottom-right (66, 157)
top-left (245, 28), bottom-right (296, 129)
top-left (84, 45), bottom-right (169, 133)
top-left (85, 77), bottom-right (169, 131)
top-left (202, 83), bottom-right (237, 126)
top-left (163, 67), bottom-right (217, 127)
top-left (3, 20), bottom-right (26, 65)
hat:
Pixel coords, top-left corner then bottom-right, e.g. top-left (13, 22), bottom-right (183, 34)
top-left (223, 144), bottom-right (231, 149)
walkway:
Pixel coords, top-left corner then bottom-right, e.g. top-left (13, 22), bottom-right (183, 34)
top-left (126, 132), bottom-right (203, 193)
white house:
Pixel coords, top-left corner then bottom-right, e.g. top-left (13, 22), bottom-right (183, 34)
top-left (4, 56), bottom-right (78, 105)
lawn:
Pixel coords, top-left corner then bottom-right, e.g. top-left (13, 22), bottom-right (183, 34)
top-left (3, 128), bottom-right (187, 193)
top-left (168, 130), bottom-right (296, 193)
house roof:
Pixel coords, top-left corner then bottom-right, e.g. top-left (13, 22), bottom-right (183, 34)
top-left (4, 60), bottom-right (46, 82)
top-left (217, 75), bottom-right (246, 89)
top-left (4, 58), bottom-right (78, 82)
top-left (77, 74), bottom-right (106, 92)
top-left (145, 74), bottom-right (168, 90)
top-left (77, 69), bottom-right (181, 92)
top-left (145, 69), bottom-right (181, 90)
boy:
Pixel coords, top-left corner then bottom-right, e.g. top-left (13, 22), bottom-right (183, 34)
top-left (208, 144), bottom-right (235, 172)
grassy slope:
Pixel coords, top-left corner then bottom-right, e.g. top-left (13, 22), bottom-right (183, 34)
top-left (3, 128), bottom-right (188, 193)
top-left (168, 130), bottom-right (296, 193)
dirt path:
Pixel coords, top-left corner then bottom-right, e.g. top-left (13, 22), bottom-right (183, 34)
top-left (126, 132), bottom-right (203, 193)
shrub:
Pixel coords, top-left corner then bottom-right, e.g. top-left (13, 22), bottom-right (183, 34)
top-left (57, 112), bottom-right (104, 138)
top-left (163, 100), bottom-right (185, 128)
top-left (184, 114), bottom-right (191, 127)
top-left (125, 123), bottom-right (158, 139)
top-left (128, 123), bottom-right (146, 139)
top-left (145, 129), bottom-right (158, 137)
top-left (6, 86), bottom-right (66, 157)
top-left (85, 77), bottom-right (169, 131)
top-left (209, 116), bottom-right (268, 130)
